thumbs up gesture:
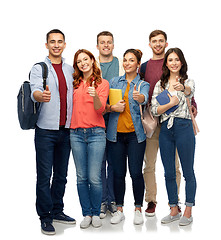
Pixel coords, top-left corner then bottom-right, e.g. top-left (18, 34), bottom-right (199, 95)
top-left (42, 85), bottom-right (51, 102)
top-left (88, 81), bottom-right (96, 97)
top-left (133, 84), bottom-right (140, 101)
top-left (173, 76), bottom-right (184, 91)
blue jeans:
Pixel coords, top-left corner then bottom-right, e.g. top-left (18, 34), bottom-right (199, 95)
top-left (159, 118), bottom-right (196, 207)
top-left (35, 127), bottom-right (71, 221)
top-left (108, 132), bottom-right (146, 207)
top-left (101, 140), bottom-right (115, 204)
top-left (70, 127), bottom-right (106, 216)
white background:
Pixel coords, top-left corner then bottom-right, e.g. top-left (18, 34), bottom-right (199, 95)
top-left (1, 0), bottom-right (220, 239)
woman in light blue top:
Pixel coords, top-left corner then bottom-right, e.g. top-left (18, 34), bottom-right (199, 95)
top-left (106, 49), bottom-right (150, 225)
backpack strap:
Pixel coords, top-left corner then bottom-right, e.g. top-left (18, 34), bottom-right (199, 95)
top-left (140, 61), bottom-right (148, 76)
top-left (29, 62), bottom-right (48, 90)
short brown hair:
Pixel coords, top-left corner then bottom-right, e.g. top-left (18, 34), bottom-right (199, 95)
top-left (97, 31), bottom-right (114, 44)
top-left (149, 30), bottom-right (167, 42)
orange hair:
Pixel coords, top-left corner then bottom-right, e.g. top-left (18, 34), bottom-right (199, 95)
top-left (73, 49), bottom-right (102, 89)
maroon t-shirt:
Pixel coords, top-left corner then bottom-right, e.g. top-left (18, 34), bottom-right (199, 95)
top-left (145, 58), bottom-right (164, 103)
top-left (52, 63), bottom-right (67, 126)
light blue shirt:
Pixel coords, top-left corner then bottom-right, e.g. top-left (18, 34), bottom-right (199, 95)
top-left (106, 74), bottom-right (150, 143)
top-left (30, 57), bottom-right (74, 130)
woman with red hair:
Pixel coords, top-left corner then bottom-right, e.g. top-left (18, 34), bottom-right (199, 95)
top-left (70, 49), bottom-right (109, 228)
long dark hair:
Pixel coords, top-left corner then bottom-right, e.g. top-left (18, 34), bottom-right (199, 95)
top-left (160, 48), bottom-right (188, 89)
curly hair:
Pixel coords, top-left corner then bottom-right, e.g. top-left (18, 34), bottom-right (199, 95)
top-left (160, 48), bottom-right (188, 89)
top-left (73, 49), bottom-right (102, 89)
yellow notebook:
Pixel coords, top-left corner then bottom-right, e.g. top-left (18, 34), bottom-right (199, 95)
top-left (109, 89), bottom-right (122, 105)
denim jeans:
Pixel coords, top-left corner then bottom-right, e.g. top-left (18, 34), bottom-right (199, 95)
top-left (35, 127), bottom-right (71, 221)
top-left (70, 127), bottom-right (106, 216)
top-left (159, 118), bottom-right (196, 207)
top-left (101, 139), bottom-right (115, 204)
top-left (108, 132), bottom-right (146, 207)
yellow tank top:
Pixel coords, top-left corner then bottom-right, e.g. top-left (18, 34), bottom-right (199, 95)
top-left (117, 83), bottom-right (135, 132)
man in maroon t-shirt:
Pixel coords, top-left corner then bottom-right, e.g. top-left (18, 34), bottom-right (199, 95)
top-left (140, 30), bottom-right (197, 217)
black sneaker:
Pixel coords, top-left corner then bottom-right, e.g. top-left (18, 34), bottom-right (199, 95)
top-left (100, 202), bottom-right (108, 219)
top-left (108, 202), bottom-right (117, 215)
top-left (41, 220), bottom-right (56, 235)
top-left (53, 212), bottom-right (76, 224)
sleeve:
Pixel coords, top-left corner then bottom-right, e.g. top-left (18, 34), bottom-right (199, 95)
top-left (151, 80), bottom-right (161, 117)
top-left (185, 79), bottom-right (195, 99)
top-left (140, 81), bottom-right (150, 105)
top-left (30, 64), bottom-right (44, 102)
top-left (191, 96), bottom-right (197, 109)
top-left (95, 79), bottom-right (110, 114)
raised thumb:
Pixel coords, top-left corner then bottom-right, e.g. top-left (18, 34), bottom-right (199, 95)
top-left (134, 84), bottom-right (137, 91)
top-left (92, 81), bottom-right (95, 87)
top-left (46, 85), bottom-right (49, 91)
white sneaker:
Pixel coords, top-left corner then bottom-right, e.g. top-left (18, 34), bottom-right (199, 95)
top-left (80, 216), bottom-right (92, 229)
top-left (133, 210), bottom-right (144, 225)
top-left (92, 216), bottom-right (102, 228)
top-left (110, 210), bottom-right (125, 224)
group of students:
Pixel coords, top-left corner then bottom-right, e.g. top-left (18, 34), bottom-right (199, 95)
top-left (29, 29), bottom-right (197, 235)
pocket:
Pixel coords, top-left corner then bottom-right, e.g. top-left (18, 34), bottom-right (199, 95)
top-left (92, 127), bottom-right (106, 136)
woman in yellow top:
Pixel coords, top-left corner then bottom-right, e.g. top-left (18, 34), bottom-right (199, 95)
top-left (106, 49), bottom-right (150, 225)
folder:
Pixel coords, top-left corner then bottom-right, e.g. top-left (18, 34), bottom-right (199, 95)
top-left (109, 89), bottom-right (122, 105)
top-left (156, 89), bottom-right (178, 115)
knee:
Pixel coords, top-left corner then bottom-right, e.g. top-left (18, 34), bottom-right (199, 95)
top-left (76, 170), bottom-right (88, 185)
top-left (183, 170), bottom-right (196, 182)
top-left (164, 171), bottom-right (176, 182)
top-left (130, 172), bottom-right (144, 182)
top-left (88, 172), bottom-right (101, 186)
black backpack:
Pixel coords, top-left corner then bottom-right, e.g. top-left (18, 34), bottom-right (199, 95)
top-left (17, 62), bottom-right (48, 130)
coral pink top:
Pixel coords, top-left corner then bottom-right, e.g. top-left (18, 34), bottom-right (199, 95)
top-left (70, 79), bottom-right (109, 129)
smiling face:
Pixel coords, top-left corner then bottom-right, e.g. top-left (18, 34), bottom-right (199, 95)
top-left (76, 52), bottom-right (94, 76)
top-left (149, 34), bottom-right (168, 59)
top-left (45, 33), bottom-right (66, 60)
top-left (123, 52), bottom-right (140, 74)
top-left (166, 52), bottom-right (182, 74)
top-left (96, 35), bottom-right (114, 58)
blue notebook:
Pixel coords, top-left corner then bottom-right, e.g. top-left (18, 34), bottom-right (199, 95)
top-left (156, 89), bottom-right (179, 115)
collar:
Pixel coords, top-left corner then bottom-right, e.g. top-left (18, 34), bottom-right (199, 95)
top-left (119, 73), bottom-right (140, 85)
top-left (45, 56), bottom-right (65, 65)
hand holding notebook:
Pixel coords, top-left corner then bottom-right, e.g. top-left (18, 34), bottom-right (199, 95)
top-left (156, 89), bottom-right (179, 115)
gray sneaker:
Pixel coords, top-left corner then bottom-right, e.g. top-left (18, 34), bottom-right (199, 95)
top-left (161, 213), bottom-right (180, 224)
top-left (80, 216), bottom-right (92, 229)
top-left (108, 202), bottom-right (117, 215)
top-left (179, 216), bottom-right (193, 226)
top-left (100, 202), bottom-right (107, 219)
top-left (92, 216), bottom-right (102, 228)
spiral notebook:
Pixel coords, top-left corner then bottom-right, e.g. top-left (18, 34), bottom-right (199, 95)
top-left (156, 89), bottom-right (178, 115)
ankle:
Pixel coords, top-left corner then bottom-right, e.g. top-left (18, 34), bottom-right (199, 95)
top-left (183, 206), bottom-right (192, 218)
top-left (170, 206), bottom-right (178, 216)
top-left (135, 207), bottom-right (142, 212)
top-left (117, 207), bottom-right (123, 212)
